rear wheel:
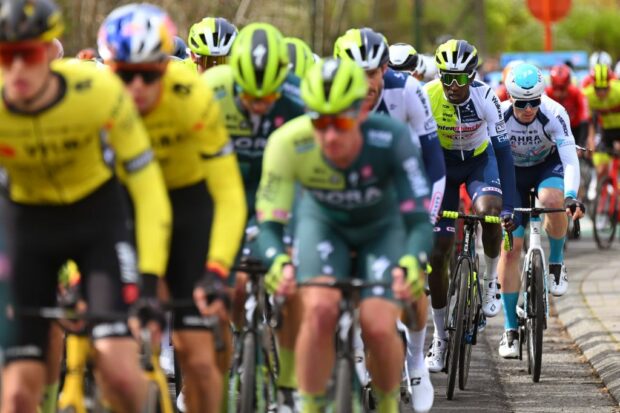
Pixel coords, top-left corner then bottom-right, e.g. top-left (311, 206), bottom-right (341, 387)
top-left (526, 250), bottom-right (545, 382)
top-left (240, 333), bottom-right (257, 413)
top-left (446, 258), bottom-right (469, 400)
top-left (593, 176), bottom-right (618, 249)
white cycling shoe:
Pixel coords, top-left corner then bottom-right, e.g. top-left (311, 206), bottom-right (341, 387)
top-left (498, 329), bottom-right (519, 359)
top-left (424, 337), bottom-right (448, 372)
top-left (482, 278), bottom-right (502, 317)
top-left (407, 367), bottom-right (434, 413)
top-left (549, 263), bottom-right (568, 297)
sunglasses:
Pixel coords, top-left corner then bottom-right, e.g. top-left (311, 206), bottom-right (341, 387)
top-left (440, 72), bottom-right (472, 87)
top-left (111, 62), bottom-right (167, 85)
top-left (239, 91), bottom-right (281, 105)
top-left (0, 41), bottom-right (47, 67)
top-left (309, 114), bottom-right (357, 131)
top-left (513, 98), bottom-right (541, 109)
top-left (193, 54), bottom-right (227, 70)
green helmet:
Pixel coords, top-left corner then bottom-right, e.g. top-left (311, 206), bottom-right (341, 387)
top-left (301, 57), bottom-right (368, 114)
top-left (187, 17), bottom-right (237, 57)
top-left (434, 39), bottom-right (478, 74)
top-left (230, 22), bottom-right (289, 97)
top-left (283, 37), bottom-right (314, 78)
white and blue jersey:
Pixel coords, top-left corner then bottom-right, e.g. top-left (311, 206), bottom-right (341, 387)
top-left (502, 95), bottom-right (580, 199)
top-left (373, 68), bottom-right (446, 223)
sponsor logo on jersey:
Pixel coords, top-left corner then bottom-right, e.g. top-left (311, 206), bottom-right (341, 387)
top-left (310, 187), bottom-right (383, 207)
top-left (495, 121), bottom-right (506, 134)
top-left (403, 157), bottom-right (430, 196)
top-left (400, 199), bottom-right (416, 212)
top-left (0, 144), bottom-right (16, 158)
top-left (234, 136), bottom-right (268, 157)
top-left (368, 130), bottom-right (393, 147)
top-left (510, 134), bottom-right (543, 146)
top-left (556, 114), bottom-right (570, 137)
top-left (294, 136), bottom-right (314, 153)
top-left (481, 186), bottom-right (502, 194)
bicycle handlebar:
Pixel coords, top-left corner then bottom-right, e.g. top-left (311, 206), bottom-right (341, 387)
top-left (440, 210), bottom-right (502, 224)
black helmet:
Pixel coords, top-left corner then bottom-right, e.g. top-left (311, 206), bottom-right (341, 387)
top-left (0, 0), bottom-right (64, 42)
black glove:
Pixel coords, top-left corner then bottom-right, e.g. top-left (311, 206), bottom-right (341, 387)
top-left (129, 297), bottom-right (166, 329)
top-left (564, 197), bottom-right (585, 216)
top-left (195, 270), bottom-right (231, 310)
top-left (500, 210), bottom-right (516, 233)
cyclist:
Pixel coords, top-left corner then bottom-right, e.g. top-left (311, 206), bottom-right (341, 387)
top-left (0, 0), bottom-right (171, 412)
top-left (423, 39), bottom-right (516, 372)
top-left (186, 16), bottom-right (237, 73)
top-left (583, 63), bottom-right (620, 180)
top-left (496, 60), bottom-right (524, 102)
top-left (582, 51), bottom-right (615, 88)
top-left (256, 56), bottom-right (433, 413)
top-left (498, 63), bottom-right (584, 357)
top-left (333, 27), bottom-right (444, 412)
top-left (388, 42), bottom-right (427, 82)
top-left (202, 22), bottom-right (305, 411)
top-left (98, 4), bottom-right (246, 412)
top-left (284, 36), bottom-right (315, 78)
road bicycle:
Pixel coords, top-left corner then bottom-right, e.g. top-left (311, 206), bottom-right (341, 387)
top-left (592, 149), bottom-right (620, 249)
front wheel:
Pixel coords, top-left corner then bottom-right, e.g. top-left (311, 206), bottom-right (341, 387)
top-left (593, 176), bottom-right (618, 249)
top-left (446, 258), bottom-right (469, 400)
top-left (526, 250), bottom-right (545, 382)
top-left (459, 266), bottom-right (478, 390)
top-left (334, 357), bottom-right (353, 413)
top-left (239, 333), bottom-right (257, 413)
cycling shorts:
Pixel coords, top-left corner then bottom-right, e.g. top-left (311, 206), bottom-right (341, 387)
top-left (4, 179), bottom-right (135, 364)
top-left (512, 152), bottom-right (565, 238)
top-left (434, 145), bottom-right (502, 235)
top-left (165, 181), bottom-right (215, 331)
top-left (293, 198), bottom-right (405, 300)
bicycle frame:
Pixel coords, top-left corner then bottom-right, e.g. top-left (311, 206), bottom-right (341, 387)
top-left (521, 214), bottom-right (549, 321)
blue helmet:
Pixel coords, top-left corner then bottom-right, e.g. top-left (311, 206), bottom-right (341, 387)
top-left (97, 3), bottom-right (177, 63)
top-left (506, 63), bottom-right (545, 99)
top-left (172, 36), bottom-right (188, 59)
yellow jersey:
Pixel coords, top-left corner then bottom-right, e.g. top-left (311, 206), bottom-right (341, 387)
top-left (142, 61), bottom-right (246, 272)
top-left (0, 59), bottom-right (170, 276)
top-left (584, 79), bottom-right (620, 130)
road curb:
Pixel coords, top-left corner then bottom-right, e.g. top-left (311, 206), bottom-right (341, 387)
top-left (554, 261), bottom-right (620, 406)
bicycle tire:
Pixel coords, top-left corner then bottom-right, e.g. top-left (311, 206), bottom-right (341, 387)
top-left (143, 381), bottom-right (161, 413)
top-left (459, 264), bottom-right (478, 390)
top-left (446, 258), bottom-right (469, 400)
top-left (527, 250), bottom-right (545, 383)
top-left (334, 357), bottom-right (353, 413)
top-left (593, 176), bottom-right (618, 249)
top-left (239, 333), bottom-right (257, 413)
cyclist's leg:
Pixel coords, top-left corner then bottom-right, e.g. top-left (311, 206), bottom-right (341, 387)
top-left (426, 170), bottom-right (459, 372)
top-left (467, 147), bottom-right (504, 316)
top-left (358, 218), bottom-right (430, 412)
top-left (80, 237), bottom-right (146, 413)
top-left (295, 212), bottom-right (349, 407)
top-left (165, 183), bottom-right (228, 413)
top-left (40, 323), bottom-right (63, 413)
top-left (1, 246), bottom-right (60, 413)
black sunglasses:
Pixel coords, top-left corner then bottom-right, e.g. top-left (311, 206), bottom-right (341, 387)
top-left (513, 98), bottom-right (541, 109)
top-left (115, 69), bottom-right (164, 85)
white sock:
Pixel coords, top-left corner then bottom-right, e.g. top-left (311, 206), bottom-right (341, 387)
top-left (484, 254), bottom-right (499, 280)
top-left (432, 306), bottom-right (448, 340)
top-left (407, 327), bottom-right (427, 371)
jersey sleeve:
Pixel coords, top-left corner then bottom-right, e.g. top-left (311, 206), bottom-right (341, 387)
top-left (484, 88), bottom-right (516, 213)
top-left (547, 105), bottom-right (580, 199)
top-left (391, 124), bottom-right (434, 259)
top-left (256, 122), bottom-right (298, 264)
top-left (192, 79), bottom-right (247, 273)
top-left (106, 79), bottom-right (171, 277)
top-left (404, 78), bottom-right (446, 223)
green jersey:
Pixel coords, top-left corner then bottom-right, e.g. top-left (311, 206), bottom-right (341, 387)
top-left (203, 65), bottom-right (305, 214)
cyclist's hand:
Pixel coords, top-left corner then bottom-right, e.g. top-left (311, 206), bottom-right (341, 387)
top-left (58, 299), bottom-right (88, 333)
top-left (393, 255), bottom-right (425, 301)
top-left (564, 197), bottom-right (585, 220)
top-left (500, 210), bottom-right (516, 233)
top-left (193, 268), bottom-right (231, 320)
top-left (265, 254), bottom-right (296, 297)
top-left (128, 297), bottom-right (164, 345)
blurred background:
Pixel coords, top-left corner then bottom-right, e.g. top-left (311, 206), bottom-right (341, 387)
top-left (57, 0), bottom-right (620, 59)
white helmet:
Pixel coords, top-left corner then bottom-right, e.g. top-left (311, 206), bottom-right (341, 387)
top-left (589, 51), bottom-right (613, 70)
top-left (388, 43), bottom-right (425, 76)
top-left (505, 63), bottom-right (545, 99)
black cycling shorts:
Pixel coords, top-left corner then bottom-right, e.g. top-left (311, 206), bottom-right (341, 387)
top-left (164, 181), bottom-right (214, 330)
top-left (3, 178), bottom-right (136, 363)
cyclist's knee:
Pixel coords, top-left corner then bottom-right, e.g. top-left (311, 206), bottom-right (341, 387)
top-left (301, 291), bottom-right (339, 334)
top-left (473, 195), bottom-right (501, 216)
top-left (94, 339), bottom-right (143, 398)
top-left (360, 302), bottom-right (399, 345)
top-left (538, 188), bottom-right (563, 208)
top-left (1, 363), bottom-right (45, 413)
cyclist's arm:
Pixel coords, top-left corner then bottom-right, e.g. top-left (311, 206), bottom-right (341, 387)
top-left (404, 78), bottom-right (446, 223)
top-left (550, 108), bottom-right (580, 199)
top-left (195, 83), bottom-right (247, 275)
top-left (392, 126), bottom-right (434, 258)
top-left (485, 90), bottom-right (516, 212)
top-left (256, 127), bottom-right (297, 267)
top-left (109, 86), bottom-right (171, 281)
